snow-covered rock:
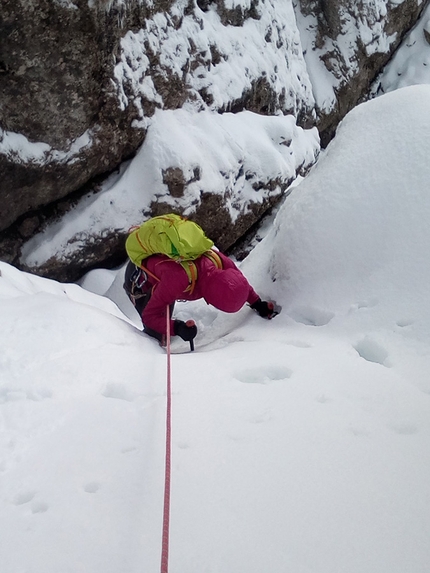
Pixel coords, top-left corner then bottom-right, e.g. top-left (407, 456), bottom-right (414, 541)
top-left (19, 109), bottom-right (319, 281)
top-left (370, 1), bottom-right (430, 95)
top-left (0, 0), bottom-right (427, 279)
top-left (294, 0), bottom-right (427, 143)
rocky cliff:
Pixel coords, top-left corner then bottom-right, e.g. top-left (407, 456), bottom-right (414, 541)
top-left (0, 0), bottom-right (427, 280)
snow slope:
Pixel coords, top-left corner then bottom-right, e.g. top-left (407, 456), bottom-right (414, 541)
top-left (1, 85), bottom-right (430, 573)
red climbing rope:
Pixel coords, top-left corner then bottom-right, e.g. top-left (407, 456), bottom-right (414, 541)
top-left (160, 307), bottom-right (172, 573)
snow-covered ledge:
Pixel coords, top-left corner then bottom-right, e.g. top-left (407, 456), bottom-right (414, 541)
top-left (20, 108), bottom-right (319, 281)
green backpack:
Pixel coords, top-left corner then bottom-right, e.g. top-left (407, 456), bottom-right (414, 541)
top-left (125, 214), bottom-right (221, 292)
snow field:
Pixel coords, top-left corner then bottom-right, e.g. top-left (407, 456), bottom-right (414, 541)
top-left (1, 85), bottom-right (430, 572)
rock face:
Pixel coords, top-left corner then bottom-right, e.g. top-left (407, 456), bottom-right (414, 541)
top-left (0, 0), bottom-right (147, 233)
top-left (0, 0), bottom-right (427, 281)
top-left (294, 0), bottom-right (427, 144)
top-left (18, 109), bottom-right (320, 281)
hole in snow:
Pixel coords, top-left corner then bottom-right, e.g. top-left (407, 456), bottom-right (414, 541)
top-left (84, 482), bottom-right (101, 494)
top-left (353, 337), bottom-right (389, 366)
top-left (13, 491), bottom-right (37, 505)
top-left (388, 422), bottom-right (419, 435)
top-left (289, 306), bottom-right (334, 326)
top-left (286, 340), bottom-right (312, 348)
top-left (356, 297), bottom-right (379, 309)
top-left (235, 365), bottom-right (292, 384)
top-left (396, 318), bottom-right (414, 328)
top-left (102, 382), bottom-right (137, 402)
top-left (31, 501), bottom-right (49, 514)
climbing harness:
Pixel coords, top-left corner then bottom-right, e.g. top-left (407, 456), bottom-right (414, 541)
top-left (127, 267), bottom-right (150, 306)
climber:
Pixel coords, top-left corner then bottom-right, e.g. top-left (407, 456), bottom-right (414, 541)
top-left (123, 250), bottom-right (277, 346)
top-left (123, 214), bottom-right (278, 346)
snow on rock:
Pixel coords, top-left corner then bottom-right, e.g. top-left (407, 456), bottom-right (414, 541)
top-left (371, 1), bottom-right (430, 94)
top-left (114, 0), bottom-right (315, 121)
top-left (0, 128), bottom-right (94, 166)
top-left (20, 109), bottom-right (319, 273)
top-left (293, 0), bottom-right (425, 141)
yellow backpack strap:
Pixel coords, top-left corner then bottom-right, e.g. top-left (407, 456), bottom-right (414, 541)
top-left (183, 251), bottom-right (222, 294)
top-left (134, 228), bottom-right (149, 257)
top-left (182, 261), bottom-right (198, 294)
top-left (203, 249), bottom-right (223, 270)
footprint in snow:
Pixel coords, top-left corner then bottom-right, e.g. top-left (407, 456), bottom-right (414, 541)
top-left (396, 318), bottom-right (414, 328)
top-left (0, 387), bottom-right (52, 403)
top-left (235, 365), bottom-right (292, 384)
top-left (84, 482), bottom-right (101, 493)
top-left (289, 306), bottom-right (334, 326)
top-left (31, 501), bottom-right (49, 514)
top-left (388, 422), bottom-right (419, 435)
top-left (316, 394), bottom-right (331, 404)
top-left (13, 492), bottom-right (49, 513)
top-left (353, 337), bottom-right (390, 367)
top-left (247, 409), bottom-right (273, 424)
top-left (13, 491), bottom-right (37, 505)
top-left (177, 442), bottom-right (190, 449)
top-left (350, 297), bottom-right (379, 311)
top-left (286, 340), bottom-right (312, 348)
top-left (121, 445), bottom-right (139, 454)
top-left (0, 388), bottom-right (27, 403)
top-left (102, 382), bottom-right (138, 402)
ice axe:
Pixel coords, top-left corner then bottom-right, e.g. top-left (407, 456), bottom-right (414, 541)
top-left (186, 319), bottom-right (196, 351)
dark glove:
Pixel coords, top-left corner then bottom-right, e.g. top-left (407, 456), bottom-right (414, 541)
top-left (250, 298), bottom-right (277, 319)
top-left (174, 319), bottom-right (198, 342)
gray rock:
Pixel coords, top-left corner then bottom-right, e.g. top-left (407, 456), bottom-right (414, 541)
top-left (0, 0), bottom-right (149, 231)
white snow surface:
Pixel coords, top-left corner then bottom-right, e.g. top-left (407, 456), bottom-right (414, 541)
top-left (2, 85), bottom-right (430, 573)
